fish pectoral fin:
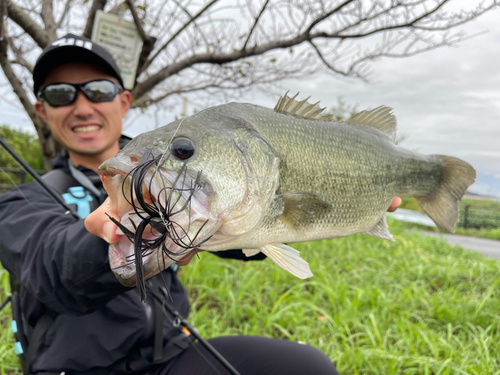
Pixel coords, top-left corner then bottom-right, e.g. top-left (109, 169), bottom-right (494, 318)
top-left (277, 192), bottom-right (330, 231)
top-left (242, 248), bottom-right (261, 257)
top-left (365, 215), bottom-right (395, 241)
top-left (346, 106), bottom-right (396, 142)
top-left (259, 244), bottom-right (313, 279)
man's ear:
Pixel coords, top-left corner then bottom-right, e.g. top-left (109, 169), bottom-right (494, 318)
top-left (35, 101), bottom-right (49, 122)
top-left (119, 90), bottom-right (132, 117)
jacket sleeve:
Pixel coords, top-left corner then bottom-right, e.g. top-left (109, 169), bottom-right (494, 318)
top-left (211, 249), bottom-right (267, 261)
top-left (0, 183), bottom-right (131, 315)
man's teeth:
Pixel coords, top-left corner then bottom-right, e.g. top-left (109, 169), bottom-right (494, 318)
top-left (73, 125), bottom-right (100, 133)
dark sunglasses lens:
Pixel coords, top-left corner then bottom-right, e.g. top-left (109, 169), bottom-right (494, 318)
top-left (82, 81), bottom-right (118, 102)
top-left (42, 84), bottom-right (76, 106)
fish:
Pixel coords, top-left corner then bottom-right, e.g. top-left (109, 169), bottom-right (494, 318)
top-left (99, 93), bottom-right (476, 287)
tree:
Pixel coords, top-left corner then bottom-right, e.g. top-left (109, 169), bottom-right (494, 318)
top-left (0, 124), bottom-right (44, 190)
top-left (0, 0), bottom-right (497, 169)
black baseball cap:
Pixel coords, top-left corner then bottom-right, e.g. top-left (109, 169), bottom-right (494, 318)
top-left (33, 33), bottom-right (124, 94)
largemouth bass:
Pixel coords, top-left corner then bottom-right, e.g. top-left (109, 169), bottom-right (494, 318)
top-left (99, 93), bottom-right (476, 287)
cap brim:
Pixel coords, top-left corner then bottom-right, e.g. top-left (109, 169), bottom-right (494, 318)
top-left (33, 46), bottom-right (123, 93)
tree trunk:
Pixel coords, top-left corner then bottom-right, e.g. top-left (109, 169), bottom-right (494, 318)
top-left (0, 38), bottom-right (61, 170)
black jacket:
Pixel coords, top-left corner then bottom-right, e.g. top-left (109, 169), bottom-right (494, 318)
top-left (0, 139), bottom-right (265, 373)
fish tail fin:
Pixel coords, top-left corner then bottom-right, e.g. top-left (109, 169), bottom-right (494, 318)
top-left (416, 155), bottom-right (476, 233)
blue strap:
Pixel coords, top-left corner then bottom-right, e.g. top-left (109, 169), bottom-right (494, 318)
top-left (62, 186), bottom-right (93, 218)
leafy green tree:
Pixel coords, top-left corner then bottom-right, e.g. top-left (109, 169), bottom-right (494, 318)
top-left (324, 97), bottom-right (359, 122)
top-left (0, 125), bottom-right (44, 191)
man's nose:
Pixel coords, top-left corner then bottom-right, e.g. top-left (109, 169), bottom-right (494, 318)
top-left (72, 91), bottom-right (95, 117)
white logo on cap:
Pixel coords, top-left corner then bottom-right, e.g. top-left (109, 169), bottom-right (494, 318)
top-left (51, 37), bottom-right (92, 50)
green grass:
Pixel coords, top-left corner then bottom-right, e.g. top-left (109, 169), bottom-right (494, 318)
top-left (0, 267), bottom-right (18, 375)
top-left (400, 197), bottom-right (500, 241)
top-left (460, 199), bottom-right (500, 208)
top-left (2, 218), bottom-right (500, 374)
top-left (452, 226), bottom-right (500, 241)
top-left (403, 222), bottom-right (500, 242)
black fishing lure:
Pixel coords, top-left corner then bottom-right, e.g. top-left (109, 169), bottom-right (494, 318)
top-left (107, 149), bottom-right (211, 301)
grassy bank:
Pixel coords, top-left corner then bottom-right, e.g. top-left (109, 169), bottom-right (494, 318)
top-left (0, 267), bottom-right (17, 374)
top-left (400, 197), bottom-right (500, 241)
top-left (402, 222), bottom-right (500, 241)
top-left (2, 218), bottom-right (500, 374)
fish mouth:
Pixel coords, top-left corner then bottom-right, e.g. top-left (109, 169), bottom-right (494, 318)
top-left (99, 152), bottom-right (218, 287)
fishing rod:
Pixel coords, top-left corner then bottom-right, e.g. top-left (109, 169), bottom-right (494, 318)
top-left (0, 136), bottom-right (80, 219)
top-left (158, 287), bottom-right (242, 375)
top-left (0, 136), bottom-right (242, 375)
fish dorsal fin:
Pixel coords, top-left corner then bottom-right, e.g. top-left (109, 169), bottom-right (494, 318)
top-left (346, 106), bottom-right (397, 142)
top-left (274, 92), bottom-right (328, 121)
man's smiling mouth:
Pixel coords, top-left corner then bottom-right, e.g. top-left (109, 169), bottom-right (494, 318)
top-left (73, 125), bottom-right (101, 133)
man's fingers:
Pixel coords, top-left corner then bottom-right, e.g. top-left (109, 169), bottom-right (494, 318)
top-left (176, 249), bottom-right (204, 266)
top-left (84, 198), bottom-right (122, 243)
top-left (387, 197), bottom-right (402, 212)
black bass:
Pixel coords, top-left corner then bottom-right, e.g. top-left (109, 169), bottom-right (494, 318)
top-left (99, 93), bottom-right (476, 286)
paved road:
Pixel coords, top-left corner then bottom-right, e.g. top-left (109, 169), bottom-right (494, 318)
top-left (388, 208), bottom-right (436, 227)
top-left (387, 209), bottom-right (500, 259)
top-left (422, 231), bottom-right (500, 259)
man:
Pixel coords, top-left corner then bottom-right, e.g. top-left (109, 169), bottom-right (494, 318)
top-left (0, 34), bottom-right (399, 374)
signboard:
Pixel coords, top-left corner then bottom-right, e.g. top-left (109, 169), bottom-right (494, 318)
top-left (91, 10), bottom-right (142, 90)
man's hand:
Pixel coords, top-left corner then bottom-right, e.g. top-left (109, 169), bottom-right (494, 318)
top-left (85, 198), bottom-right (122, 244)
top-left (388, 197), bottom-right (402, 212)
top-left (85, 198), bottom-right (198, 266)
top-left (176, 251), bottom-right (203, 266)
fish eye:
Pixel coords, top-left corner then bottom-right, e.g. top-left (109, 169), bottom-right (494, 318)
top-left (170, 137), bottom-right (195, 160)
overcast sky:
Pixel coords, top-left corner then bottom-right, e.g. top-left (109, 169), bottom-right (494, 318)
top-left (277, 7), bottom-right (500, 199)
top-left (1, 3), bottom-right (499, 198)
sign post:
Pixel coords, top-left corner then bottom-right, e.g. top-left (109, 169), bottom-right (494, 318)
top-left (91, 10), bottom-right (142, 90)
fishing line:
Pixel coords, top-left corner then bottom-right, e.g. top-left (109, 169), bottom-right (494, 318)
top-left (0, 166), bottom-right (42, 212)
top-left (157, 116), bottom-right (186, 170)
top-left (156, 287), bottom-right (241, 375)
top-left (188, 340), bottom-right (224, 375)
top-left (0, 136), bottom-right (80, 218)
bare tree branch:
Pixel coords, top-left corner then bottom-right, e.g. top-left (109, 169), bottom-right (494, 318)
top-left (6, 0), bottom-right (50, 48)
top-left (306, 0), bottom-right (357, 34)
top-left (7, 38), bottom-right (33, 73)
top-left (83, 0), bottom-right (107, 39)
top-left (125, 0), bottom-right (148, 41)
top-left (41, 0), bottom-right (57, 41)
top-left (133, 31), bottom-right (311, 98)
top-left (242, 0), bottom-right (269, 50)
top-left (139, 0), bottom-right (219, 75)
top-left (123, 0), bottom-right (158, 78)
top-left (308, 40), bottom-right (350, 78)
top-left (0, 37), bottom-right (56, 169)
top-left (56, 0), bottom-right (74, 29)
top-left (108, 1), bottom-right (129, 15)
top-left (0, 0), bottom-right (6, 39)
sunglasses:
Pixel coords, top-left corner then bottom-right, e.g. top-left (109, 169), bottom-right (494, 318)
top-left (37, 80), bottom-right (123, 107)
